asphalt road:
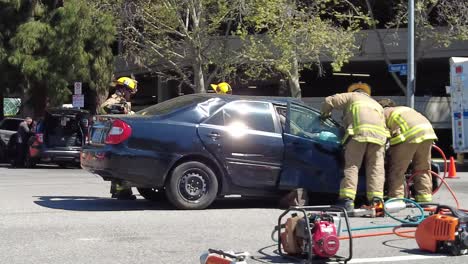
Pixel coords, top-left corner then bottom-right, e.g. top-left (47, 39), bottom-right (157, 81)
top-left (0, 164), bottom-right (467, 264)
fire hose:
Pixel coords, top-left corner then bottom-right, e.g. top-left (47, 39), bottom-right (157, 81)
top-left (339, 144), bottom-right (468, 241)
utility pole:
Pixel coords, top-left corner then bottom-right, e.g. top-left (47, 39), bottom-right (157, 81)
top-left (407, 0), bottom-right (415, 108)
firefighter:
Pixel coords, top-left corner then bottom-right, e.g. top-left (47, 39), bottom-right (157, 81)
top-left (101, 77), bottom-right (138, 115)
top-left (321, 83), bottom-right (389, 212)
top-left (378, 98), bottom-right (438, 203)
top-left (101, 76), bottom-right (138, 200)
top-left (210, 82), bottom-right (232, 94)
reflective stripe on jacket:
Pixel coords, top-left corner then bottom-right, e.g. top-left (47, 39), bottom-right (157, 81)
top-left (384, 106), bottom-right (437, 146)
top-left (321, 92), bottom-right (389, 145)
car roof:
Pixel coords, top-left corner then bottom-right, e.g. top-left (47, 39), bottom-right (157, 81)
top-left (46, 107), bottom-right (90, 115)
top-left (189, 94), bottom-right (306, 106)
top-left (2, 117), bottom-right (24, 121)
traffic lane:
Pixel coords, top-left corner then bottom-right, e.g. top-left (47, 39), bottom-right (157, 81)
top-left (0, 167), bottom-right (467, 264)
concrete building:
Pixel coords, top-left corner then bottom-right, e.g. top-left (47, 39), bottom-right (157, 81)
top-left (114, 28), bottom-right (468, 155)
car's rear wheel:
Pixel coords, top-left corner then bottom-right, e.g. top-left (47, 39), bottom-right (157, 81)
top-left (137, 188), bottom-right (165, 201)
top-left (24, 152), bottom-right (37, 168)
top-left (165, 161), bottom-right (218, 210)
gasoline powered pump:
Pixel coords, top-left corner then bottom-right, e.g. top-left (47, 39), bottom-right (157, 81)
top-left (413, 205), bottom-right (468, 255)
top-left (277, 206), bottom-right (353, 263)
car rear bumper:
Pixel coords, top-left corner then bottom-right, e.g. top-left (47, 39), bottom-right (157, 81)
top-left (30, 145), bottom-right (82, 164)
top-left (80, 146), bottom-right (170, 187)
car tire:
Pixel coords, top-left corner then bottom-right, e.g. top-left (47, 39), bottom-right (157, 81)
top-left (165, 161), bottom-right (218, 210)
top-left (24, 152), bottom-right (37, 168)
top-left (0, 142), bottom-right (5, 162)
top-left (57, 162), bottom-right (69, 169)
top-left (137, 188), bottom-right (165, 201)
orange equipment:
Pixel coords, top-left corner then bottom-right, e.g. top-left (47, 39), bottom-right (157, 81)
top-left (414, 205), bottom-right (468, 255)
top-left (448, 156), bottom-right (457, 178)
top-left (200, 249), bottom-right (249, 264)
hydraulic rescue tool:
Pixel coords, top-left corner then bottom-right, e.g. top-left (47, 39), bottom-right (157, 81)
top-left (277, 206), bottom-right (352, 263)
top-left (413, 205), bottom-right (468, 255)
top-left (200, 249), bottom-right (250, 264)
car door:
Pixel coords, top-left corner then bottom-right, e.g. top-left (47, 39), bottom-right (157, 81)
top-left (198, 100), bottom-right (284, 189)
top-left (279, 102), bottom-right (344, 194)
top-left (0, 119), bottom-right (19, 146)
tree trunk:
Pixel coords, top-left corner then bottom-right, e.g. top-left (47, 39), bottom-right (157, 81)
top-left (193, 53), bottom-right (206, 93)
top-left (287, 55), bottom-right (301, 98)
top-left (0, 86), bottom-right (4, 120)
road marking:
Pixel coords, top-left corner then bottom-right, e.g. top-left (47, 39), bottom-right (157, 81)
top-left (347, 255), bottom-right (450, 263)
top-left (78, 238), bottom-right (101, 241)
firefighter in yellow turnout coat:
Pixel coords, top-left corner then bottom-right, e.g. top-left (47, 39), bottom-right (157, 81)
top-left (321, 83), bottom-right (389, 211)
top-left (378, 99), bottom-right (438, 203)
top-left (101, 77), bottom-right (138, 200)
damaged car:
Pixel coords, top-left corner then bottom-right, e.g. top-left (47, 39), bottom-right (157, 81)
top-left (82, 94), bottom-right (349, 209)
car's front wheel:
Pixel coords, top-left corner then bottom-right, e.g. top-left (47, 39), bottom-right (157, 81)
top-left (165, 161), bottom-right (218, 210)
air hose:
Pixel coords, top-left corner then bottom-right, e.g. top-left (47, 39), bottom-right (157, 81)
top-left (339, 144), bottom-right (468, 240)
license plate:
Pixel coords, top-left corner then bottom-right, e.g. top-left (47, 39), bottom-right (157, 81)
top-left (91, 129), bottom-right (105, 144)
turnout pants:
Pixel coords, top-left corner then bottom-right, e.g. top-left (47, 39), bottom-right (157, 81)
top-left (387, 140), bottom-right (433, 202)
top-left (340, 139), bottom-right (385, 202)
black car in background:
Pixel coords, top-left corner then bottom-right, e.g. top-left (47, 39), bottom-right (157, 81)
top-left (27, 108), bottom-right (91, 168)
top-left (82, 94), bottom-right (346, 209)
top-left (0, 118), bottom-right (24, 162)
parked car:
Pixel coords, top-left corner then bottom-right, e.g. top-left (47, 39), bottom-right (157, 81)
top-left (26, 108), bottom-right (91, 168)
top-left (0, 117), bottom-right (24, 162)
top-left (82, 94), bottom-right (349, 209)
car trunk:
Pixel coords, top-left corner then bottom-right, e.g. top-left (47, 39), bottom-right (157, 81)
top-left (43, 110), bottom-right (88, 149)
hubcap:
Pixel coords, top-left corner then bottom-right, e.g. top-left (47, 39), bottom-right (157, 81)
top-left (179, 171), bottom-right (208, 202)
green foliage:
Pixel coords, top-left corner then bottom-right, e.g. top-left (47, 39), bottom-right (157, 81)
top-left (236, 0), bottom-right (367, 96)
top-left (118, 0), bottom-right (247, 93)
top-left (385, 0), bottom-right (468, 54)
top-left (0, 0), bottom-right (116, 109)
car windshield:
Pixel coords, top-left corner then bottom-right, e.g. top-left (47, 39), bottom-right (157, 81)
top-left (138, 95), bottom-right (208, 116)
top-left (288, 104), bottom-right (343, 144)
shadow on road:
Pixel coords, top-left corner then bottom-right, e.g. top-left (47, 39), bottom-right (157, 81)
top-left (33, 196), bottom-right (171, 211)
top-left (33, 195), bottom-right (281, 211)
top-left (0, 163), bottom-right (80, 169)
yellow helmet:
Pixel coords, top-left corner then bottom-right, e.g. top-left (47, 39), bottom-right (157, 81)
top-left (210, 82), bottom-right (232, 94)
top-left (115, 77), bottom-right (138, 94)
top-left (347, 82), bottom-right (371, 95)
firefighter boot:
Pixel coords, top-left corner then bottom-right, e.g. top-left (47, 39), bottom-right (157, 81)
top-left (336, 198), bottom-right (354, 213)
top-left (115, 188), bottom-right (136, 200)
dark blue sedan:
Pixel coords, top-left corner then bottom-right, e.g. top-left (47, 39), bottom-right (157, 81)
top-left (81, 94), bottom-right (347, 209)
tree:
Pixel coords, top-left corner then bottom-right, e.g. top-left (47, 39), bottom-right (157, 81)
top-left (118, 0), bottom-right (248, 94)
top-left (1, 0), bottom-right (116, 116)
top-left (364, 0), bottom-right (468, 94)
top-left (236, 0), bottom-right (368, 98)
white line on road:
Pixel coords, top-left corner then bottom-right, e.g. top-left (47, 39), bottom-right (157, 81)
top-left (78, 238), bottom-right (101, 241)
top-left (347, 255), bottom-right (450, 263)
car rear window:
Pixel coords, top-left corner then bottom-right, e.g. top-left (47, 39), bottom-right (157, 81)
top-left (0, 119), bottom-right (22, 131)
top-left (138, 95), bottom-right (208, 116)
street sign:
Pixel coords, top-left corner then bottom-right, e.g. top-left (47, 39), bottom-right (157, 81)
top-left (74, 82), bottom-right (82, 95)
top-left (72, 94), bottom-right (84, 108)
top-left (388, 64), bottom-right (408, 76)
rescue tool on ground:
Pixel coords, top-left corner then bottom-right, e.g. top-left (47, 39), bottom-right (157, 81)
top-left (200, 249), bottom-right (250, 264)
top-left (410, 204), bottom-right (468, 255)
top-left (277, 205), bottom-right (352, 264)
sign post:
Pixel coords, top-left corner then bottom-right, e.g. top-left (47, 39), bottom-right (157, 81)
top-left (72, 82), bottom-right (83, 109)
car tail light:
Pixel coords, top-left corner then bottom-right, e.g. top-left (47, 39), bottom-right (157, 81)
top-left (36, 133), bottom-right (44, 144)
top-left (104, 119), bottom-right (132, 145)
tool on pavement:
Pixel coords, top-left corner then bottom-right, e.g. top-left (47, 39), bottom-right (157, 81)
top-left (277, 205), bottom-right (352, 263)
top-left (200, 249), bottom-right (250, 264)
top-left (413, 204), bottom-right (468, 255)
